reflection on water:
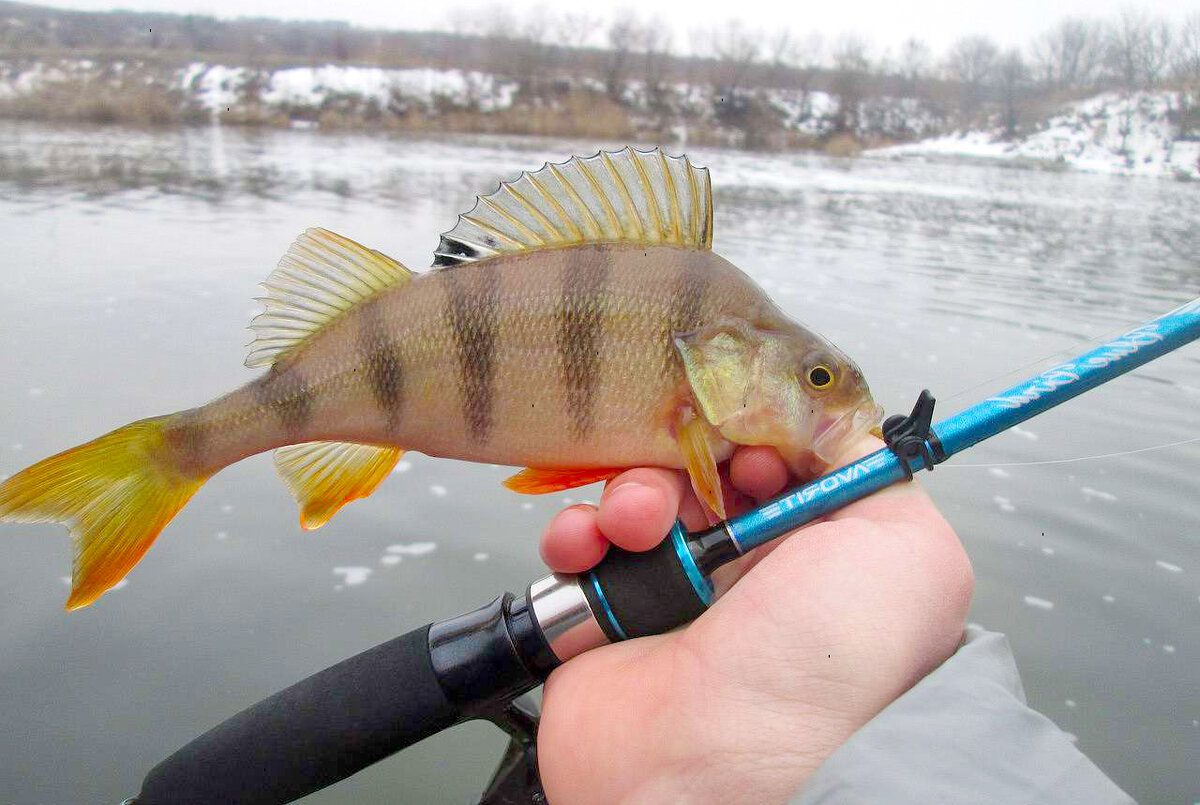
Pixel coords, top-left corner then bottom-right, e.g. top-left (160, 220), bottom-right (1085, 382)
top-left (0, 121), bottom-right (1197, 804)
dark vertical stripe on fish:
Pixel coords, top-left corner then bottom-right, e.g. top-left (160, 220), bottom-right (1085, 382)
top-left (442, 266), bottom-right (500, 442)
top-left (664, 258), bottom-right (710, 372)
top-left (255, 364), bottom-right (314, 436)
top-left (558, 249), bottom-right (610, 440)
top-left (357, 298), bottom-right (404, 433)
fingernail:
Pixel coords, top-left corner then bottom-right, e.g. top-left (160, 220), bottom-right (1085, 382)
top-left (607, 481), bottom-right (649, 505)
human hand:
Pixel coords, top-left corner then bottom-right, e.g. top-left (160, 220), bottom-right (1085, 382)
top-left (535, 439), bottom-right (974, 805)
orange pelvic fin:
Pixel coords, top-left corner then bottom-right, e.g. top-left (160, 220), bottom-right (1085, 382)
top-left (274, 441), bottom-right (403, 530)
top-left (502, 467), bottom-right (624, 495)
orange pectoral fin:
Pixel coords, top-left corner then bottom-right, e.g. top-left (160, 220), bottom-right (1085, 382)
top-left (676, 409), bottom-right (728, 521)
top-left (503, 467), bottom-right (624, 495)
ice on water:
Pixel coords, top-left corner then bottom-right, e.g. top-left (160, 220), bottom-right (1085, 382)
top-left (387, 541), bottom-right (437, 557)
top-left (1023, 595), bottom-right (1054, 611)
top-left (332, 567), bottom-right (372, 586)
top-left (1080, 487), bottom-right (1118, 503)
top-left (993, 495), bottom-right (1016, 513)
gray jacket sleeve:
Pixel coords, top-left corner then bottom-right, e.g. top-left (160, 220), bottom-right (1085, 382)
top-left (791, 626), bottom-right (1134, 804)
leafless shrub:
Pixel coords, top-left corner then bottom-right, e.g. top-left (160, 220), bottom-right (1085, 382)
top-left (944, 35), bottom-right (999, 114)
top-left (997, 49), bottom-right (1031, 138)
top-left (898, 38), bottom-right (933, 97)
top-left (701, 21), bottom-right (760, 99)
top-left (1030, 18), bottom-right (1105, 92)
top-left (0, 73), bottom-right (205, 127)
top-left (1104, 8), bottom-right (1173, 92)
top-left (605, 11), bottom-right (639, 100)
top-left (830, 33), bottom-right (871, 133)
top-left (1172, 12), bottom-right (1200, 138)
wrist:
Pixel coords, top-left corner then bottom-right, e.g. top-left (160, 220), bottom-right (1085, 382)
top-left (617, 704), bottom-right (862, 805)
top-left (540, 636), bottom-right (869, 805)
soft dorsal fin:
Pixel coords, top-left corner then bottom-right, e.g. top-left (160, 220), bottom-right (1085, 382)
top-left (432, 147), bottom-right (712, 268)
top-left (246, 228), bottom-right (414, 369)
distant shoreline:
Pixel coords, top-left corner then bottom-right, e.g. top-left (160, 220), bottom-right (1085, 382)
top-left (1, 58), bottom-right (1196, 182)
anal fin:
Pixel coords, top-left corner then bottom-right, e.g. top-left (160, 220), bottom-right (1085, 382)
top-left (503, 467), bottom-right (623, 495)
top-left (274, 441), bottom-right (403, 530)
top-left (676, 410), bottom-right (727, 520)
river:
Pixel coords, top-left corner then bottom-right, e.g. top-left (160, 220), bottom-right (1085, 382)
top-left (0, 122), bottom-right (1197, 803)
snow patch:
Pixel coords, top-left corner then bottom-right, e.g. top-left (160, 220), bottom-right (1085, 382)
top-left (872, 91), bottom-right (1200, 181)
top-left (1081, 487), bottom-right (1118, 503)
top-left (332, 566), bottom-right (372, 586)
top-left (1023, 595), bottom-right (1054, 610)
top-left (387, 541), bottom-right (437, 557)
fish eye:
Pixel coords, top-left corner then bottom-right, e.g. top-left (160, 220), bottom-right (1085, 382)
top-left (807, 365), bottom-right (834, 389)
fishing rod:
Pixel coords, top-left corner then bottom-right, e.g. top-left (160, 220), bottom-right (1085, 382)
top-left (125, 296), bottom-right (1199, 805)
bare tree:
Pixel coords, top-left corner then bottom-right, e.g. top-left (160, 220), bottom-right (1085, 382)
top-left (898, 37), bottom-right (932, 96)
top-left (1174, 11), bottom-right (1200, 138)
top-left (1178, 12), bottom-right (1200, 80)
top-left (553, 11), bottom-right (599, 50)
top-left (767, 29), bottom-right (798, 68)
top-left (602, 11), bottom-right (639, 101)
top-left (944, 34), bottom-right (999, 114)
top-left (704, 21), bottom-right (760, 99)
top-left (762, 30), bottom-right (825, 116)
top-left (1103, 8), bottom-right (1174, 159)
top-left (466, 5), bottom-right (558, 98)
top-left (1030, 17), bottom-right (1104, 91)
top-left (795, 32), bottom-right (826, 119)
top-left (1104, 8), bottom-right (1173, 92)
top-left (830, 33), bottom-right (871, 133)
top-left (997, 48), bottom-right (1030, 138)
top-left (638, 18), bottom-right (673, 109)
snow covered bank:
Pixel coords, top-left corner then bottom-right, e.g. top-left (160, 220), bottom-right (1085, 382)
top-left (3, 59), bottom-right (1197, 182)
top-left (871, 92), bottom-right (1200, 181)
top-left (182, 63), bottom-right (518, 116)
top-left (0, 59), bottom-right (520, 122)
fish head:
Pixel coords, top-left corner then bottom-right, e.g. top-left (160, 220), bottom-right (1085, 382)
top-left (676, 319), bottom-right (883, 474)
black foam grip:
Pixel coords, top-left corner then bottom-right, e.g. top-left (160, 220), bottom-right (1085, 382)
top-left (136, 624), bottom-right (459, 805)
top-left (586, 535), bottom-right (708, 639)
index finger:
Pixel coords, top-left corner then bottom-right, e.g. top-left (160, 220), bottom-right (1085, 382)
top-left (595, 468), bottom-right (688, 552)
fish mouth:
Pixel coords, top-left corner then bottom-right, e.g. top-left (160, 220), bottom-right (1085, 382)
top-left (812, 400), bottom-right (886, 464)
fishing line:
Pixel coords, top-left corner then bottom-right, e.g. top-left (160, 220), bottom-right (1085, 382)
top-left (939, 321), bottom-right (1135, 407)
top-left (940, 435), bottom-right (1200, 468)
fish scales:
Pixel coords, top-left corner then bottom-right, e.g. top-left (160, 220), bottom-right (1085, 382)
top-left (177, 245), bottom-right (764, 474)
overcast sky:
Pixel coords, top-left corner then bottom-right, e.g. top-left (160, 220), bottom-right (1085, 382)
top-left (34, 0), bottom-right (1197, 55)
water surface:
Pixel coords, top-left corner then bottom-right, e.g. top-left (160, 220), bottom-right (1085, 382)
top-left (1, 122), bottom-right (1197, 803)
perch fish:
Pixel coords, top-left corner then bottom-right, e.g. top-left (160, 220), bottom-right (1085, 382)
top-left (0, 147), bottom-right (883, 609)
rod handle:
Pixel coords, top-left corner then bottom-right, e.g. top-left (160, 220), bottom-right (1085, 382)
top-left (582, 522), bottom-right (712, 641)
top-left (134, 624), bottom-right (459, 805)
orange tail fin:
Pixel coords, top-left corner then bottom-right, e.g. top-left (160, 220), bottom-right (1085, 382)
top-left (0, 417), bottom-right (205, 610)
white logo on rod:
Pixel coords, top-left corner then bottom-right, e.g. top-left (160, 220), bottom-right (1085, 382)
top-left (986, 325), bottom-right (1164, 410)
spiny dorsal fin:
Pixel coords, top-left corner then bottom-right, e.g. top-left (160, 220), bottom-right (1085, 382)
top-left (432, 147), bottom-right (712, 268)
top-left (246, 228), bottom-right (414, 369)
top-left (274, 441), bottom-right (404, 530)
